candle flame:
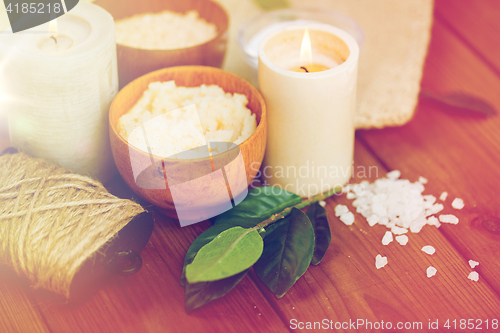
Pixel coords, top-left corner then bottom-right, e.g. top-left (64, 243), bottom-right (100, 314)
top-left (48, 19), bottom-right (58, 35)
top-left (300, 28), bottom-right (312, 65)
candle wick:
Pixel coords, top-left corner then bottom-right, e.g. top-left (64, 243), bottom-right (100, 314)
top-left (300, 66), bottom-right (309, 73)
top-left (50, 35), bottom-right (58, 45)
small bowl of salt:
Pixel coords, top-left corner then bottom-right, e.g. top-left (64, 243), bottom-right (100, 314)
top-left (95, 0), bottom-right (229, 88)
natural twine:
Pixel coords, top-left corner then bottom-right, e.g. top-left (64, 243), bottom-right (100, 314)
top-left (0, 153), bottom-right (145, 298)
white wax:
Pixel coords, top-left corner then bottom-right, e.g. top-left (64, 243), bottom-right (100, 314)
top-left (245, 20), bottom-right (318, 69)
top-left (280, 54), bottom-right (340, 71)
top-left (4, 14), bottom-right (92, 54)
top-left (259, 24), bottom-right (359, 197)
top-left (0, 3), bottom-right (118, 182)
top-left (38, 35), bottom-right (74, 52)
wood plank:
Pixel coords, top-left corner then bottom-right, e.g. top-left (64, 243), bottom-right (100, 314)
top-left (0, 269), bottom-right (50, 333)
top-left (247, 140), bottom-right (500, 332)
top-left (435, 0), bottom-right (500, 74)
top-left (358, 18), bottom-right (500, 297)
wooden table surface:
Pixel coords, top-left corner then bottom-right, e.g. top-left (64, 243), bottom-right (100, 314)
top-left (2, 1), bottom-right (500, 332)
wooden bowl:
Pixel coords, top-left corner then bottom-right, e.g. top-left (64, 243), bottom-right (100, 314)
top-left (109, 66), bottom-right (267, 220)
top-left (95, 0), bottom-right (229, 88)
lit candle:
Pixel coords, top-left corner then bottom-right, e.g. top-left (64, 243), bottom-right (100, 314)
top-left (287, 29), bottom-right (335, 73)
top-left (0, 2), bottom-right (118, 183)
top-left (258, 24), bottom-right (359, 197)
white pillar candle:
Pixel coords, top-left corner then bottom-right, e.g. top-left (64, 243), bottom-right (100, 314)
top-left (0, 2), bottom-right (118, 183)
top-left (258, 24), bottom-right (359, 197)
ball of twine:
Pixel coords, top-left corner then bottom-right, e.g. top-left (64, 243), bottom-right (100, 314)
top-left (0, 152), bottom-right (145, 298)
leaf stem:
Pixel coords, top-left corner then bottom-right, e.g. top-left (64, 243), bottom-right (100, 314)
top-left (253, 187), bottom-right (341, 230)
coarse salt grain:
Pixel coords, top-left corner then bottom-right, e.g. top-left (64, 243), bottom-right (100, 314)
top-left (410, 218), bottom-right (426, 233)
top-left (439, 214), bottom-right (459, 224)
top-left (340, 212), bottom-right (355, 225)
top-left (469, 260), bottom-right (479, 269)
top-left (426, 216), bottom-right (441, 228)
top-left (382, 231), bottom-right (393, 245)
top-left (439, 192), bottom-right (448, 201)
top-left (468, 271), bottom-right (479, 282)
top-left (375, 254), bottom-right (388, 269)
top-left (419, 176), bottom-right (428, 184)
top-left (426, 266), bottom-right (437, 278)
top-left (422, 245), bottom-right (435, 255)
top-left (346, 192), bottom-right (356, 199)
top-left (386, 170), bottom-right (401, 180)
top-left (395, 235), bottom-right (408, 245)
top-left (319, 201), bottom-right (326, 207)
top-left (391, 226), bottom-right (408, 235)
top-left (367, 215), bottom-right (380, 227)
top-left (379, 217), bottom-right (389, 226)
top-left (335, 204), bottom-right (349, 217)
top-left (426, 203), bottom-right (444, 215)
top-left (451, 198), bottom-right (465, 210)
top-left (423, 195), bottom-right (436, 208)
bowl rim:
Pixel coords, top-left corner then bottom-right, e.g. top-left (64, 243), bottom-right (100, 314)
top-left (112, 0), bottom-right (230, 52)
top-left (109, 65), bottom-right (266, 162)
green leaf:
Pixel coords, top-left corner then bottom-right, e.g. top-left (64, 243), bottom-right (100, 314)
top-left (181, 186), bottom-right (300, 285)
top-left (306, 202), bottom-right (332, 265)
top-left (185, 270), bottom-right (249, 313)
top-left (214, 186), bottom-right (302, 225)
top-left (186, 227), bottom-right (264, 283)
top-left (254, 208), bottom-right (315, 298)
top-left (180, 218), bottom-right (261, 286)
top-left (252, 0), bottom-right (290, 11)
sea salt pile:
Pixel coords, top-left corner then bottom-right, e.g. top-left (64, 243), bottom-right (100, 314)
top-left (336, 171), bottom-right (474, 279)
top-left (340, 171), bottom-right (460, 235)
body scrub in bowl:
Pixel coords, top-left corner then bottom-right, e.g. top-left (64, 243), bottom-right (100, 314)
top-left (118, 81), bottom-right (257, 158)
top-left (115, 11), bottom-right (217, 50)
top-left (109, 66), bottom-right (266, 222)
